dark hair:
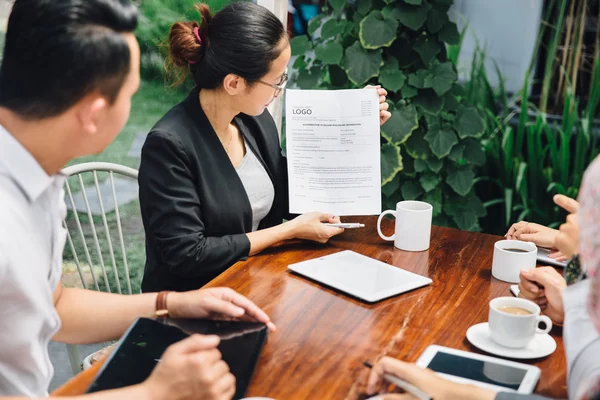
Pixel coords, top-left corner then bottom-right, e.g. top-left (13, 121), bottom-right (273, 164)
top-left (167, 2), bottom-right (287, 88)
top-left (0, 0), bottom-right (139, 120)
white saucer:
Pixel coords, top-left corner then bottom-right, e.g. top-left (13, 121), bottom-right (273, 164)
top-left (466, 322), bottom-right (557, 359)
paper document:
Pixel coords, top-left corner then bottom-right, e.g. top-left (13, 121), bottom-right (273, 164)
top-left (285, 89), bottom-right (382, 216)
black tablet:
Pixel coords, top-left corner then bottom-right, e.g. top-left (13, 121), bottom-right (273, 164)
top-left (87, 318), bottom-right (268, 399)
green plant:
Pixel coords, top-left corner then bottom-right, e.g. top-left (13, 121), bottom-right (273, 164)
top-left (290, 0), bottom-right (487, 231)
top-left (464, 46), bottom-right (600, 234)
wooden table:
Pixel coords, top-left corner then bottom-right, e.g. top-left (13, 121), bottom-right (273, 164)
top-left (206, 216), bottom-right (567, 399)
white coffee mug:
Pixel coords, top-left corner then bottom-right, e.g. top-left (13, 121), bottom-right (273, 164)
top-left (488, 297), bottom-right (552, 349)
top-left (377, 201), bottom-right (432, 252)
top-left (491, 240), bottom-right (537, 283)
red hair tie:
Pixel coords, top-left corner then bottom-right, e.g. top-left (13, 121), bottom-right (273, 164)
top-left (188, 26), bottom-right (202, 65)
top-left (193, 26), bottom-right (202, 45)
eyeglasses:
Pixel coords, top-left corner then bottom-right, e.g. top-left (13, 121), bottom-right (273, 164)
top-left (257, 72), bottom-right (288, 98)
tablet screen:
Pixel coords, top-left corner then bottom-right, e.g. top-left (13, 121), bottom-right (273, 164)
top-left (426, 351), bottom-right (528, 390)
top-left (87, 318), bottom-right (267, 399)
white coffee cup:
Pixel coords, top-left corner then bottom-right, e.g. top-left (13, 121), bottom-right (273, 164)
top-left (491, 240), bottom-right (537, 283)
top-left (377, 201), bottom-right (432, 252)
top-left (488, 297), bottom-right (552, 349)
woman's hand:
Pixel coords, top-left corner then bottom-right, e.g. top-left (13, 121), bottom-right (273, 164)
top-left (505, 221), bottom-right (559, 248)
top-left (366, 85), bottom-right (392, 126)
top-left (518, 267), bottom-right (566, 324)
top-left (290, 212), bottom-right (344, 243)
top-left (366, 357), bottom-right (495, 400)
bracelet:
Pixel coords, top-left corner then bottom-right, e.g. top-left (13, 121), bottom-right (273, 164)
top-left (155, 291), bottom-right (170, 319)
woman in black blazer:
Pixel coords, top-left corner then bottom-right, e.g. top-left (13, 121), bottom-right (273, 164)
top-left (138, 2), bottom-right (391, 292)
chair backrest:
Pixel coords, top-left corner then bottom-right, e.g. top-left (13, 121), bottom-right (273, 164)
top-left (61, 162), bottom-right (140, 295)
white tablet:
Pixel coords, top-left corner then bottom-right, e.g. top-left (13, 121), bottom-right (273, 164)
top-left (287, 250), bottom-right (432, 303)
top-left (537, 247), bottom-right (568, 268)
top-left (416, 345), bottom-right (540, 394)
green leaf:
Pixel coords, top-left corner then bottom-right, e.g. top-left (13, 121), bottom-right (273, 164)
top-left (448, 143), bottom-right (465, 162)
top-left (290, 35), bottom-right (310, 56)
top-left (453, 210), bottom-right (478, 231)
top-left (427, 9), bottom-right (449, 33)
top-left (379, 68), bottom-right (406, 93)
top-left (430, 62), bottom-right (457, 96)
top-left (425, 157), bottom-right (443, 173)
top-left (328, 65), bottom-right (348, 87)
top-left (466, 192), bottom-right (487, 218)
top-left (328, 0), bottom-right (346, 12)
top-left (423, 188), bottom-right (442, 217)
top-left (360, 11), bottom-right (399, 49)
top-left (343, 42), bottom-right (382, 86)
top-left (404, 129), bottom-right (430, 159)
top-left (381, 143), bottom-right (404, 185)
top-left (321, 19), bottom-right (343, 39)
top-left (420, 174), bottom-right (440, 192)
top-left (295, 67), bottom-right (320, 89)
top-left (408, 69), bottom-right (431, 89)
top-left (414, 158), bottom-right (428, 172)
top-left (414, 36), bottom-right (442, 65)
top-left (308, 15), bottom-right (325, 36)
top-left (447, 167), bottom-right (475, 196)
top-left (454, 107), bottom-right (485, 138)
top-left (356, 0), bottom-right (373, 15)
top-left (462, 138), bottom-right (486, 166)
top-left (396, 2), bottom-right (431, 31)
top-left (293, 56), bottom-right (307, 70)
top-left (381, 103), bottom-right (419, 144)
top-left (401, 181), bottom-right (423, 200)
top-left (414, 89), bottom-right (444, 115)
top-left (382, 176), bottom-right (400, 197)
top-left (402, 85), bottom-right (418, 99)
top-left (424, 126), bottom-right (458, 158)
top-left (438, 21), bottom-right (460, 45)
top-left (382, 6), bottom-right (402, 20)
top-left (404, 0), bottom-right (422, 4)
top-left (444, 92), bottom-right (460, 110)
top-left (315, 42), bottom-right (344, 65)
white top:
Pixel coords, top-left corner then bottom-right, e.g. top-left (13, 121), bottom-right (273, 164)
top-left (0, 124), bottom-right (66, 397)
top-left (235, 142), bottom-right (275, 232)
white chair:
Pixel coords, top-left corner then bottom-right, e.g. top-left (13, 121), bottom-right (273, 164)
top-left (61, 162), bottom-right (140, 374)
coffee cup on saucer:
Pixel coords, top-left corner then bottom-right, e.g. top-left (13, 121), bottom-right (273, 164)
top-left (491, 240), bottom-right (537, 283)
top-left (488, 297), bottom-right (552, 349)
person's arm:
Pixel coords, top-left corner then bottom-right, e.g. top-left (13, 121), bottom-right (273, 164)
top-left (53, 285), bottom-right (275, 344)
top-left (139, 131), bottom-right (252, 278)
top-left (563, 280), bottom-right (600, 399)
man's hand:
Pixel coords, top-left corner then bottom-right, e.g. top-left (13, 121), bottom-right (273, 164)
top-left (167, 288), bottom-right (276, 331)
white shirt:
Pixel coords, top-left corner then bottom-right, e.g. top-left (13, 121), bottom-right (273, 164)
top-left (235, 141), bottom-right (275, 232)
top-left (0, 124), bottom-right (66, 396)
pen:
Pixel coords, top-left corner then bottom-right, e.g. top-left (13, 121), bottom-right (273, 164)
top-left (363, 362), bottom-right (432, 400)
top-left (324, 223), bottom-right (365, 229)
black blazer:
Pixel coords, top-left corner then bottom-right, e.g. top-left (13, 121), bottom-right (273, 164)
top-left (138, 87), bottom-right (289, 292)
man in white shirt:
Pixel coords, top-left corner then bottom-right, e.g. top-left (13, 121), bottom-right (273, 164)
top-left (0, 1), bottom-right (275, 399)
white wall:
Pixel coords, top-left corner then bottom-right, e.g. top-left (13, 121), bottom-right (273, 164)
top-left (450, 0), bottom-right (543, 93)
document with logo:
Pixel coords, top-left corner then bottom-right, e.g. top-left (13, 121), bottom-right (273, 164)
top-left (285, 89), bottom-right (381, 216)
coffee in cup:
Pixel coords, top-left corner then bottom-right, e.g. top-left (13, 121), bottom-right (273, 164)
top-left (491, 240), bottom-right (537, 283)
top-left (497, 306), bottom-right (532, 315)
top-left (489, 297), bottom-right (552, 348)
